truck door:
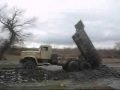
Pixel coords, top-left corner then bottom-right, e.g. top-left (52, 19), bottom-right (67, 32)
top-left (40, 46), bottom-right (51, 60)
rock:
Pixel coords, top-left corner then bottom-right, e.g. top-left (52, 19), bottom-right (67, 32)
top-left (23, 79), bottom-right (28, 82)
top-left (61, 83), bottom-right (64, 86)
top-left (0, 65), bottom-right (119, 83)
top-left (0, 79), bottom-right (4, 84)
top-left (0, 75), bottom-right (4, 79)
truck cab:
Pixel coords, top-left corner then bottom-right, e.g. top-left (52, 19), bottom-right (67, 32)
top-left (20, 45), bottom-right (54, 69)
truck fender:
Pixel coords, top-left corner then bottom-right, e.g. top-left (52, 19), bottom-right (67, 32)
top-left (20, 56), bottom-right (38, 64)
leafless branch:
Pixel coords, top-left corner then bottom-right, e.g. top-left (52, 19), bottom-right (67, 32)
top-left (15, 18), bottom-right (37, 27)
top-left (0, 7), bottom-right (37, 60)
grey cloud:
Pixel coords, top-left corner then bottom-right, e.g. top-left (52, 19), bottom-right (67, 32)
top-left (29, 9), bottom-right (120, 46)
top-left (33, 34), bottom-right (74, 45)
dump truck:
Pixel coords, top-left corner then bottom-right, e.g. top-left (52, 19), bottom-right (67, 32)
top-left (19, 20), bottom-right (101, 71)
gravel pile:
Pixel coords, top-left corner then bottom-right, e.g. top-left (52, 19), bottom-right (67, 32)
top-left (0, 65), bottom-right (119, 84)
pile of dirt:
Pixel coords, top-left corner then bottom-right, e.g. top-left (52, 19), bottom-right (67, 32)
top-left (0, 68), bottom-right (71, 83)
top-left (20, 68), bottom-right (71, 82)
top-left (72, 65), bottom-right (120, 82)
top-left (0, 65), bottom-right (120, 84)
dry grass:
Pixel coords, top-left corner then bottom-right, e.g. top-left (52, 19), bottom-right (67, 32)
top-left (102, 58), bottom-right (120, 64)
top-left (3, 54), bottom-right (120, 65)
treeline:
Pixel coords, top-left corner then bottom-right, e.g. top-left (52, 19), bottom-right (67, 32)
top-left (6, 47), bottom-right (120, 58)
top-left (98, 49), bottom-right (120, 58)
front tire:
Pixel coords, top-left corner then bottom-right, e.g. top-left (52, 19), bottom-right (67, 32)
top-left (23, 61), bottom-right (37, 70)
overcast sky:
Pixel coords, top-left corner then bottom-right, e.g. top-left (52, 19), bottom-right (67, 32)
top-left (0, 0), bottom-right (120, 49)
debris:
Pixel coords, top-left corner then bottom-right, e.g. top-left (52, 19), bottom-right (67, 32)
top-left (0, 65), bottom-right (119, 83)
top-left (72, 65), bottom-right (120, 82)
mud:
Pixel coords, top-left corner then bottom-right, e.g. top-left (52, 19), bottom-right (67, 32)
top-left (72, 65), bottom-right (120, 82)
top-left (0, 65), bottom-right (119, 84)
top-left (0, 68), bottom-right (71, 83)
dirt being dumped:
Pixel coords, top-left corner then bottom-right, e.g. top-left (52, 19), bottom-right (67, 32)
top-left (0, 65), bottom-right (120, 84)
top-left (72, 65), bottom-right (120, 82)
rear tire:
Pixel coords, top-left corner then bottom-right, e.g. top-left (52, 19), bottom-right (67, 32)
top-left (67, 61), bottom-right (79, 72)
top-left (80, 61), bottom-right (91, 70)
top-left (23, 61), bottom-right (37, 70)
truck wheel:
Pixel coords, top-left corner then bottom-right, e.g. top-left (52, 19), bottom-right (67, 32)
top-left (80, 61), bottom-right (91, 70)
top-left (67, 61), bottom-right (79, 72)
top-left (23, 61), bottom-right (36, 70)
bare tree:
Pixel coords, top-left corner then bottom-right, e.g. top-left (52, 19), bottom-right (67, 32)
top-left (0, 7), bottom-right (36, 60)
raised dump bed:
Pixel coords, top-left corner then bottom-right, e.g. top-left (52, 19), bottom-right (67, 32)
top-left (72, 20), bottom-right (101, 68)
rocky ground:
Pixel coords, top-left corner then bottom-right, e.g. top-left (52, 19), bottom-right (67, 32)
top-left (0, 59), bottom-right (120, 89)
top-left (0, 65), bottom-right (120, 83)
